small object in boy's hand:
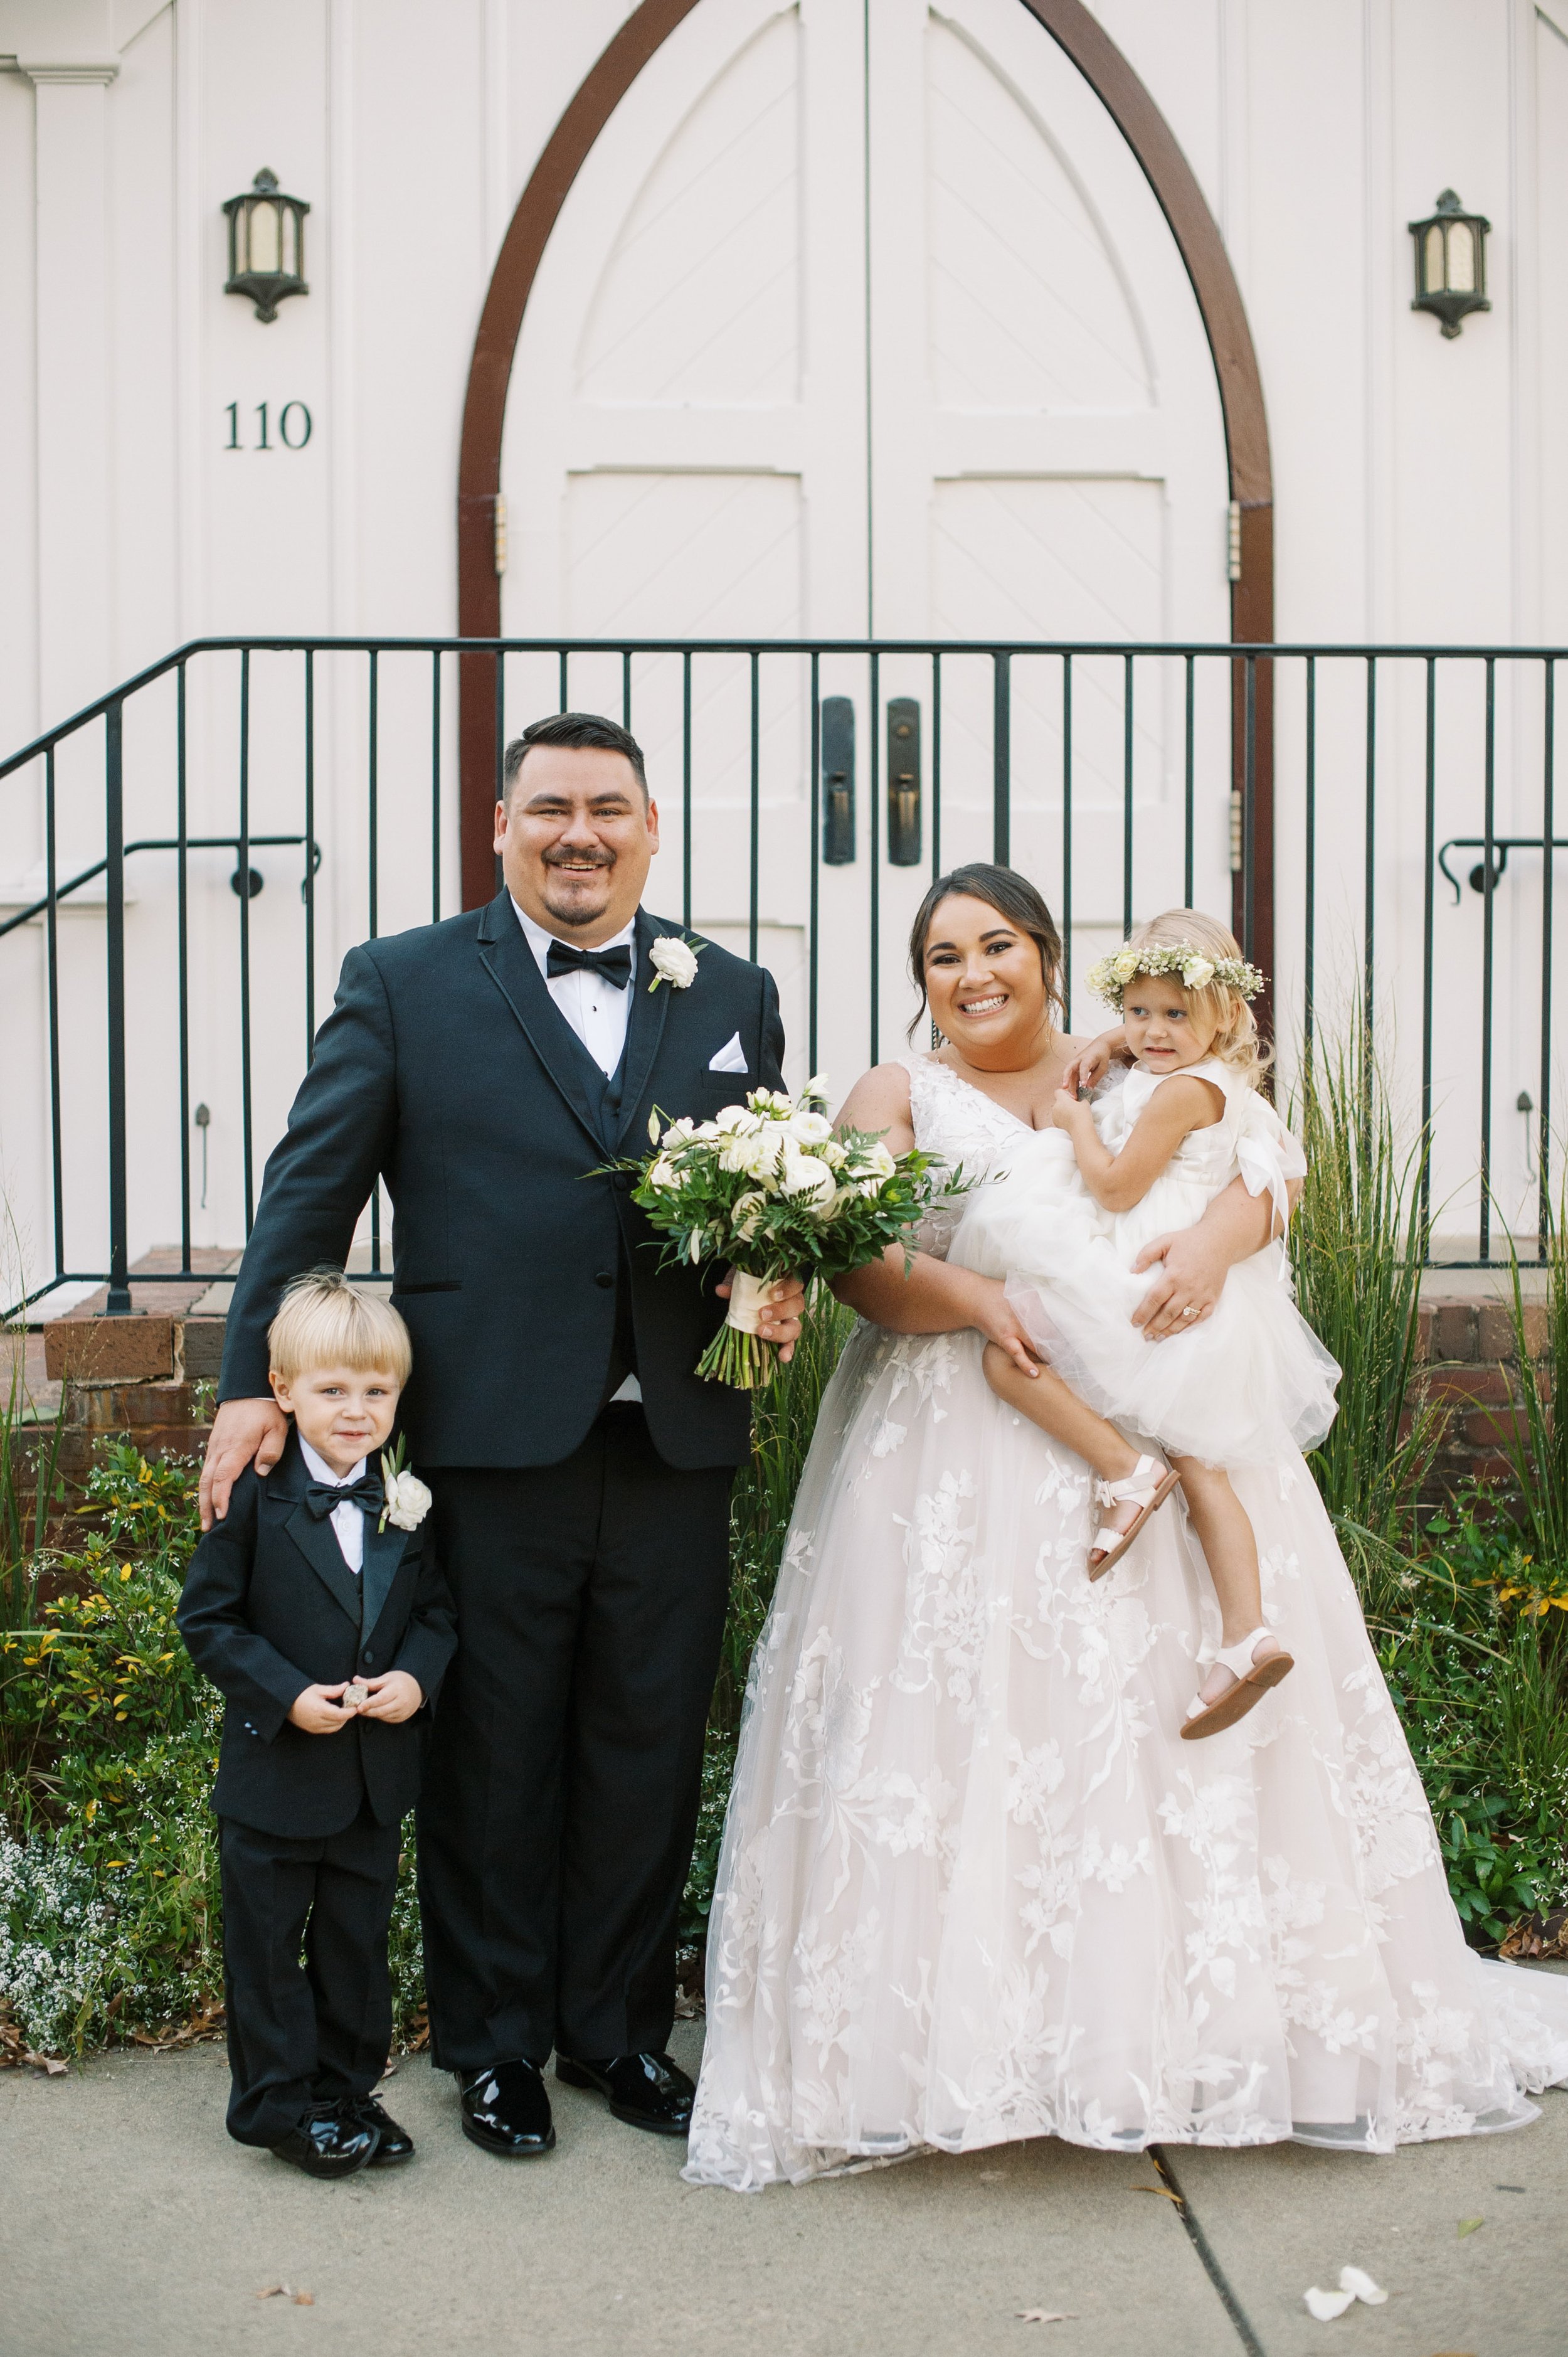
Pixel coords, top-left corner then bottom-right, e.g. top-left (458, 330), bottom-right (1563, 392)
top-left (343, 1681), bottom-right (369, 1709)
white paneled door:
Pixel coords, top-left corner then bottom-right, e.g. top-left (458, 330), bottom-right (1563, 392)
top-left (500, 0), bottom-right (1232, 1079)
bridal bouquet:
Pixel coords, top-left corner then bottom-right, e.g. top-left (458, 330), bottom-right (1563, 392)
top-left (619, 1079), bottom-right (961, 1389)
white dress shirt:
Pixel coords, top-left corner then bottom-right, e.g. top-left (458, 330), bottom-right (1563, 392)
top-left (299, 1436), bottom-right (368, 1573)
top-left (512, 898), bottom-right (636, 1079)
top-left (510, 896), bottom-right (643, 1403)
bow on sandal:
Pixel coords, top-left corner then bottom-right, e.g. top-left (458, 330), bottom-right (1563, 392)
top-left (1181, 1627), bottom-right (1295, 1740)
top-left (1088, 1456), bottom-right (1182, 1581)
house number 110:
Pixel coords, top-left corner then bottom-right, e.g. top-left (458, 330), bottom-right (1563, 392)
top-left (224, 401), bottom-right (312, 450)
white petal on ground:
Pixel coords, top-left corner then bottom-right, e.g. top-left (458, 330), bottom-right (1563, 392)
top-left (1338, 2266), bottom-right (1389, 2305)
top-left (1303, 2286), bottom-right (1355, 2321)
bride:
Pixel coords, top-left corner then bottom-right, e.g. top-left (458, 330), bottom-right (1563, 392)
top-left (684, 861), bottom-right (1568, 2192)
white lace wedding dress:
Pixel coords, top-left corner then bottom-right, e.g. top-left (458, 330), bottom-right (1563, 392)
top-left (683, 1054), bottom-right (1568, 2192)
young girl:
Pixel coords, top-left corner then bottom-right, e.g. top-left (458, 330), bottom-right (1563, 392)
top-left (968, 909), bottom-right (1340, 1738)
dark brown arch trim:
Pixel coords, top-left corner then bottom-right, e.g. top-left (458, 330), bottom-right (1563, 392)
top-left (457, 0), bottom-right (1274, 972)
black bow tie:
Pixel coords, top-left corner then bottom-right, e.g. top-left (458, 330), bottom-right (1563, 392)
top-left (304, 1472), bottom-right (384, 1522)
top-left (546, 940), bottom-right (633, 990)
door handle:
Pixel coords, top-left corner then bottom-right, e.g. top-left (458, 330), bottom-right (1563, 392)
top-left (887, 697), bottom-right (921, 866)
top-left (821, 696), bottom-right (855, 864)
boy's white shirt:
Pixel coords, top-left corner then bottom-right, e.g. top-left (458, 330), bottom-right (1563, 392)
top-left (299, 1435), bottom-right (368, 1573)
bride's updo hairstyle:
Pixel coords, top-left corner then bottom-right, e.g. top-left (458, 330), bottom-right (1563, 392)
top-left (1122, 907), bottom-right (1271, 1087)
top-left (907, 863), bottom-right (1064, 1040)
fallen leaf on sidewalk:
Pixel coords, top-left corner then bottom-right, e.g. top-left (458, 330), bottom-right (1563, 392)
top-left (1017, 2312), bottom-right (1075, 2324)
top-left (1457, 2216), bottom-right (1484, 2238)
top-left (1130, 2183), bottom-right (1182, 2204)
top-left (293, 2292), bottom-right (314, 2306)
top-left (256, 2285), bottom-right (292, 2300)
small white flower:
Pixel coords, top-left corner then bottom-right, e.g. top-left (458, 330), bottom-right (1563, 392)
top-left (858, 1141), bottom-right (897, 1183)
top-left (648, 934), bottom-right (701, 992)
top-left (645, 1156), bottom-right (680, 1191)
top-left (383, 1469), bottom-right (432, 1533)
top-left (1181, 955), bottom-right (1215, 990)
top-left (648, 1111), bottom-right (661, 1144)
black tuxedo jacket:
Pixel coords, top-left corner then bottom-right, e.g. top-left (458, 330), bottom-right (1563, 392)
top-left (217, 898), bottom-right (786, 1469)
top-left (177, 1430), bottom-right (457, 1838)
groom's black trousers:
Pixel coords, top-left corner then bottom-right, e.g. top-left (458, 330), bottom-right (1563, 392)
top-left (416, 1405), bottom-right (734, 2070)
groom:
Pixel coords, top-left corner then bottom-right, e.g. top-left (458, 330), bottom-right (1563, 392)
top-left (199, 711), bottom-right (805, 2157)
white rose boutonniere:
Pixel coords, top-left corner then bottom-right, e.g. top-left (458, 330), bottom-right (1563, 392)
top-left (378, 1436), bottom-right (432, 1534)
top-left (649, 934), bottom-right (702, 993)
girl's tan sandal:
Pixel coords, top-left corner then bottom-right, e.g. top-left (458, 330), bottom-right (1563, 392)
top-left (1088, 1455), bottom-right (1182, 1581)
top-left (1180, 1627), bottom-right (1295, 1740)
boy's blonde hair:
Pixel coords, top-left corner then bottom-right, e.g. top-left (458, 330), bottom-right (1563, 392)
top-left (268, 1269), bottom-right (412, 1385)
top-left (1123, 908), bottom-right (1270, 1088)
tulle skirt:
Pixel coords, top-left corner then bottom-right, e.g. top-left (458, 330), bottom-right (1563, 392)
top-left (956, 1141), bottom-right (1342, 1467)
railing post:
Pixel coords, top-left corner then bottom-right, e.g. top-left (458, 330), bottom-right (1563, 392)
top-left (104, 698), bottom-right (131, 1316)
top-left (992, 651), bottom-right (1011, 865)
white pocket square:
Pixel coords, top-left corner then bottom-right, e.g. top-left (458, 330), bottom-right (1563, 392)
top-left (708, 1031), bottom-right (748, 1075)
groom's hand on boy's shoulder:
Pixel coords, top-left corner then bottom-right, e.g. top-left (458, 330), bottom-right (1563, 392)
top-left (716, 1269), bottom-right (807, 1362)
top-left (199, 1397), bottom-right (290, 1530)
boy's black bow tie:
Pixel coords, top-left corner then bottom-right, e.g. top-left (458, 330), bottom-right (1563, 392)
top-left (546, 940), bottom-right (633, 989)
top-left (304, 1472), bottom-right (384, 1521)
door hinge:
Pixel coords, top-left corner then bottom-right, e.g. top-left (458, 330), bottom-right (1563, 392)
top-left (494, 494), bottom-right (508, 577)
top-left (1227, 501), bottom-right (1242, 583)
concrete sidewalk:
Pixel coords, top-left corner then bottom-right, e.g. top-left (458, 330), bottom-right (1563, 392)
top-left (3, 2001), bottom-right (1565, 2357)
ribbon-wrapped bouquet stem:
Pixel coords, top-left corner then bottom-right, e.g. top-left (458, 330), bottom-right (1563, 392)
top-left (613, 1079), bottom-right (963, 1389)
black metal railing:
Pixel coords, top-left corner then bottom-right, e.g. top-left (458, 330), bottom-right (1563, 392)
top-left (2, 633), bottom-right (1565, 1321)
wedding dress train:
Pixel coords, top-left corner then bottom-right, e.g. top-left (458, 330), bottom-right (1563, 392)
top-left (683, 1055), bottom-right (1568, 2191)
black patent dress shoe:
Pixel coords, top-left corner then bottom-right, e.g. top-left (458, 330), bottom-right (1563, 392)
top-left (457, 2057), bottom-right (556, 2157)
top-left (554, 2050), bottom-right (695, 2136)
top-left (270, 2100), bottom-right (381, 2179)
top-left (350, 2094), bottom-right (415, 2164)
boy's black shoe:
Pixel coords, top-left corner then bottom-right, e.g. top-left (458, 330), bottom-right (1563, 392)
top-left (554, 2050), bottom-right (695, 2136)
top-left (351, 2094), bottom-right (415, 2164)
top-left (457, 2058), bottom-right (556, 2156)
top-left (270, 2100), bottom-right (381, 2179)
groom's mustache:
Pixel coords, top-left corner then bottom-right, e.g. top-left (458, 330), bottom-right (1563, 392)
top-left (543, 847), bottom-right (615, 871)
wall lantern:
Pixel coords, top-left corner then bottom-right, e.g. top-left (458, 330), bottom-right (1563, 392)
top-left (1408, 189), bottom-right (1490, 338)
top-left (223, 168), bottom-right (309, 323)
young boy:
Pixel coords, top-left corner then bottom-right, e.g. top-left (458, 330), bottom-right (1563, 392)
top-left (179, 1271), bottom-right (455, 2178)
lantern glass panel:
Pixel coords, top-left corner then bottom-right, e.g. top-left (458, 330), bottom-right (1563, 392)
top-left (1446, 218), bottom-right (1474, 294)
top-left (280, 209), bottom-right (298, 276)
top-left (248, 199), bottom-right (282, 275)
top-left (1424, 223), bottom-right (1445, 292)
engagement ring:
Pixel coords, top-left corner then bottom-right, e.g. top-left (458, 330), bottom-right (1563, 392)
top-left (1181, 1306), bottom-right (1197, 1319)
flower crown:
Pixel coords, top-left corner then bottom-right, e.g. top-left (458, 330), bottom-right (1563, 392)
top-left (1085, 942), bottom-right (1266, 1010)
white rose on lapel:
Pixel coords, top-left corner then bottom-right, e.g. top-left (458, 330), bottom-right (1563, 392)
top-left (648, 934), bottom-right (701, 993)
top-left (378, 1436), bottom-right (432, 1533)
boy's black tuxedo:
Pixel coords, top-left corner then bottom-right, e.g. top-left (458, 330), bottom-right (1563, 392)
top-left (177, 1429), bottom-right (457, 1838)
top-left (216, 899), bottom-right (785, 1469)
top-left (210, 895), bottom-right (788, 2077)
top-left (179, 1428), bottom-right (456, 2147)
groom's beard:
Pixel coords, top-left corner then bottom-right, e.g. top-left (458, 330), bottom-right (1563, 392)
top-left (539, 849), bottom-right (616, 930)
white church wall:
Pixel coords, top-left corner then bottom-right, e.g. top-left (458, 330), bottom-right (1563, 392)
top-left (0, 0), bottom-right (1562, 1299)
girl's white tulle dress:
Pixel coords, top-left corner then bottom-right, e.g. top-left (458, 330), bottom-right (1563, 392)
top-left (682, 1055), bottom-right (1568, 2194)
top-left (973, 1056), bottom-right (1342, 1468)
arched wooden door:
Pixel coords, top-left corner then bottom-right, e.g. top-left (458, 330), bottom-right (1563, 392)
top-left (458, 0), bottom-right (1272, 1067)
